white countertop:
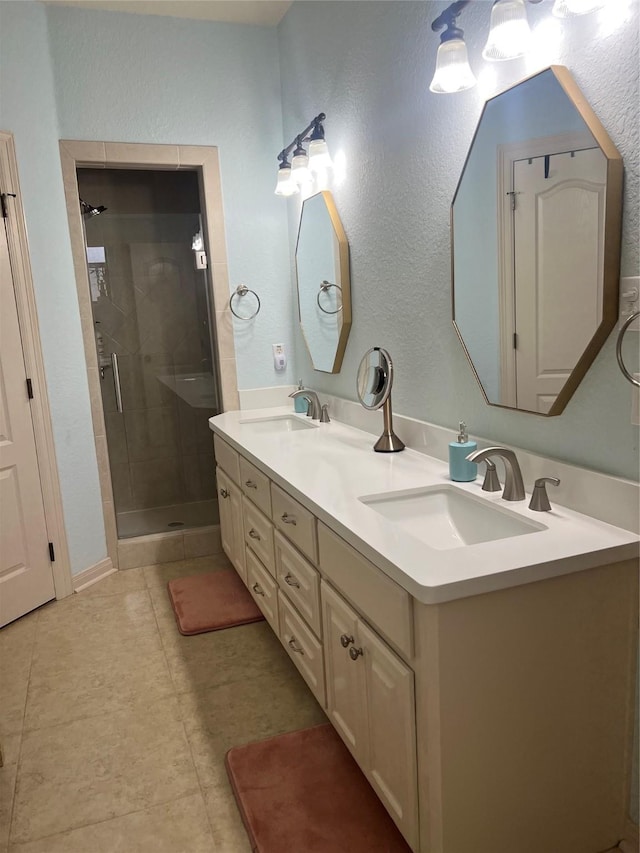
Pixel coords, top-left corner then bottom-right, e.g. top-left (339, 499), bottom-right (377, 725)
top-left (209, 407), bottom-right (639, 604)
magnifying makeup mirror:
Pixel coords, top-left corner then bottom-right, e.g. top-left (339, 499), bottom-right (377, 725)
top-left (356, 347), bottom-right (405, 452)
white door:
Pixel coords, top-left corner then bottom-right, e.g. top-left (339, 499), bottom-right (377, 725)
top-left (513, 147), bottom-right (606, 412)
top-left (0, 215), bottom-right (55, 627)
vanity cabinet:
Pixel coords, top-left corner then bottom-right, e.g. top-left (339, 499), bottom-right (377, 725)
top-left (322, 579), bottom-right (419, 849)
top-left (215, 466), bottom-right (246, 583)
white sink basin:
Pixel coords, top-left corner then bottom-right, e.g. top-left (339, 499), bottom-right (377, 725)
top-left (359, 485), bottom-right (546, 550)
top-left (238, 415), bottom-right (317, 433)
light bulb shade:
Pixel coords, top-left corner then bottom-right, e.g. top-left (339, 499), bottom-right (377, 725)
top-left (308, 138), bottom-right (332, 173)
top-left (274, 164), bottom-right (299, 197)
top-left (291, 151), bottom-right (312, 185)
top-left (552, 0), bottom-right (604, 15)
top-left (482, 0), bottom-right (532, 61)
top-left (429, 38), bottom-right (476, 94)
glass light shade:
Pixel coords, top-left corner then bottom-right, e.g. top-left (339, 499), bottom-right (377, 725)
top-left (552, 0), bottom-right (605, 15)
top-left (274, 166), bottom-right (298, 197)
top-left (291, 151), bottom-right (312, 185)
top-left (429, 38), bottom-right (476, 94)
top-left (308, 138), bottom-right (332, 173)
top-left (482, 0), bottom-right (532, 61)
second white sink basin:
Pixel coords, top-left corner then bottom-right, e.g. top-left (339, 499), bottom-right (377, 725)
top-left (359, 485), bottom-right (546, 550)
top-left (238, 415), bottom-right (317, 433)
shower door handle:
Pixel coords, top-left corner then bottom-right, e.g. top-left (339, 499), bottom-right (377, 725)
top-left (111, 353), bottom-right (124, 414)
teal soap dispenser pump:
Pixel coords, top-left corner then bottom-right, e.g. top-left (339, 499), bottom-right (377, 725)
top-left (293, 379), bottom-right (308, 413)
top-left (449, 422), bottom-right (477, 482)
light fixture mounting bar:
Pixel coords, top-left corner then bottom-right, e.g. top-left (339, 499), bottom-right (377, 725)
top-left (431, 0), bottom-right (471, 37)
top-left (277, 113), bottom-right (326, 164)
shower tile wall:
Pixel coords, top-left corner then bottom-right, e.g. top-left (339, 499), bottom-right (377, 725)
top-left (78, 170), bottom-right (219, 527)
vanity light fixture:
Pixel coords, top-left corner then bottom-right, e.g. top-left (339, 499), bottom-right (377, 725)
top-left (429, 1), bottom-right (477, 94)
top-left (275, 113), bottom-right (331, 197)
top-left (483, 0), bottom-right (533, 61)
top-left (552, 0), bottom-right (605, 15)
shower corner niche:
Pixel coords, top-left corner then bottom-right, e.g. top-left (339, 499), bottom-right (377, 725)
top-left (295, 190), bottom-right (351, 374)
top-left (451, 65), bottom-right (623, 417)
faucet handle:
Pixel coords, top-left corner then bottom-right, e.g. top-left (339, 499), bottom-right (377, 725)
top-left (320, 403), bottom-right (331, 423)
top-left (480, 459), bottom-right (501, 492)
top-left (529, 477), bottom-right (560, 512)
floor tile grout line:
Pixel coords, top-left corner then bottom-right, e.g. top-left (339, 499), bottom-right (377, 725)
top-left (7, 790), bottom-right (208, 850)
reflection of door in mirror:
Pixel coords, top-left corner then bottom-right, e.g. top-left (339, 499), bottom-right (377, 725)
top-left (295, 191), bottom-right (351, 373)
top-left (497, 135), bottom-right (606, 413)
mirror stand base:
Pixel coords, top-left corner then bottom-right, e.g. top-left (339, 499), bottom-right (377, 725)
top-left (374, 398), bottom-right (405, 453)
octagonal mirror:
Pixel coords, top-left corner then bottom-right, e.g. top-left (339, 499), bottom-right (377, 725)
top-left (296, 190), bottom-right (351, 373)
top-left (452, 65), bottom-right (622, 416)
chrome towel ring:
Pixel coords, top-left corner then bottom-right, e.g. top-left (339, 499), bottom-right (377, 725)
top-left (317, 280), bottom-right (343, 315)
top-left (230, 284), bottom-right (261, 320)
top-left (616, 311), bottom-right (640, 387)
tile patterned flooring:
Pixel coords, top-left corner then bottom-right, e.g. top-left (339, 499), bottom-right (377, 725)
top-left (0, 554), bottom-right (327, 852)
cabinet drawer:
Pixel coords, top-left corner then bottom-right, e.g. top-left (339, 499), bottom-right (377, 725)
top-left (213, 434), bottom-right (240, 485)
top-left (239, 457), bottom-right (272, 517)
top-left (318, 523), bottom-right (413, 660)
top-left (275, 531), bottom-right (322, 638)
top-left (246, 549), bottom-right (279, 633)
top-left (278, 591), bottom-right (325, 707)
top-left (271, 483), bottom-right (318, 564)
top-left (242, 496), bottom-right (275, 576)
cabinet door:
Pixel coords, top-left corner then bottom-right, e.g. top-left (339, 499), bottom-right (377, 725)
top-left (217, 467), bottom-right (234, 564)
top-left (360, 620), bottom-right (418, 849)
top-left (229, 483), bottom-right (246, 583)
top-left (321, 581), bottom-right (367, 764)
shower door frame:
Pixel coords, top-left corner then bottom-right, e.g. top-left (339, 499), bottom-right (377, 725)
top-left (59, 141), bottom-right (239, 570)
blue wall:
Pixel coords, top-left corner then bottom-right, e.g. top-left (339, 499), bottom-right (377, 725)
top-left (278, 0), bottom-right (639, 481)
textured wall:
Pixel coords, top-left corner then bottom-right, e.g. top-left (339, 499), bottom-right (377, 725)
top-left (0, 1), bottom-right (106, 575)
top-left (278, 0), bottom-right (640, 480)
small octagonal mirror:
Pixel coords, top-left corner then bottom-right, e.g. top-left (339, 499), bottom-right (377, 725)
top-left (452, 66), bottom-right (622, 416)
top-left (296, 190), bottom-right (351, 373)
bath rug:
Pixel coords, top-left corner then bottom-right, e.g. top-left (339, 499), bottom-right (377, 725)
top-left (225, 723), bottom-right (412, 853)
top-left (167, 569), bottom-right (264, 635)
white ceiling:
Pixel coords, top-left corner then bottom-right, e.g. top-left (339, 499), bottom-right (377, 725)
top-left (42, 1), bottom-right (293, 27)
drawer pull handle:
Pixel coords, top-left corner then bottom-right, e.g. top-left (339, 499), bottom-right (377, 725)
top-left (284, 573), bottom-right (300, 589)
top-left (340, 634), bottom-right (354, 648)
top-left (349, 646), bottom-right (363, 661)
top-left (281, 513), bottom-right (297, 525)
top-left (219, 488), bottom-right (229, 499)
top-left (244, 480), bottom-right (257, 489)
top-left (248, 529), bottom-right (261, 540)
top-left (252, 583), bottom-right (264, 596)
top-left (288, 636), bottom-right (304, 655)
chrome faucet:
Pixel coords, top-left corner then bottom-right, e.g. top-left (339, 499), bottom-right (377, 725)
top-left (289, 389), bottom-right (321, 420)
top-left (466, 446), bottom-right (526, 501)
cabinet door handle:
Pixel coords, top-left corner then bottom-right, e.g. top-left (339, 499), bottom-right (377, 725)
top-left (252, 583), bottom-right (264, 596)
top-left (281, 513), bottom-right (297, 525)
top-left (349, 646), bottom-right (363, 661)
top-left (340, 633), bottom-right (354, 648)
top-left (288, 636), bottom-right (304, 655)
top-left (248, 528), bottom-right (261, 540)
top-left (244, 480), bottom-right (257, 489)
top-left (284, 573), bottom-right (300, 589)
top-left (219, 488), bottom-right (229, 499)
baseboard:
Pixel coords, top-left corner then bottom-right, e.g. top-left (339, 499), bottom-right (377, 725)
top-left (72, 557), bottom-right (115, 593)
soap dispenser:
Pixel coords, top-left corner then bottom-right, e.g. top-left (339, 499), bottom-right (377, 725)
top-left (449, 422), bottom-right (477, 482)
top-left (294, 379), bottom-right (307, 413)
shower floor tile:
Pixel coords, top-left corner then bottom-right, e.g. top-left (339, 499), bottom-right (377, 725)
top-left (117, 499), bottom-right (219, 538)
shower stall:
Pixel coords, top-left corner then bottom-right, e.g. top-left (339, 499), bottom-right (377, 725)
top-left (78, 168), bottom-right (221, 539)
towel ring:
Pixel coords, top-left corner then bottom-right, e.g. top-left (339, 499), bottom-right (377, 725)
top-left (317, 280), bottom-right (343, 315)
top-left (230, 285), bottom-right (261, 321)
top-left (616, 311), bottom-right (640, 387)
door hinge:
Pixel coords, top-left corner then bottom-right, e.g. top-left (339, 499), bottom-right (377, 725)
top-left (1, 192), bottom-right (16, 218)
top-left (48, 542), bottom-right (56, 562)
top-left (26, 378), bottom-right (34, 399)
top-left (513, 333), bottom-right (519, 349)
top-left (506, 190), bottom-right (519, 211)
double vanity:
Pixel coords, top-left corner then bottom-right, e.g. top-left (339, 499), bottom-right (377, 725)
top-left (210, 407), bottom-right (638, 853)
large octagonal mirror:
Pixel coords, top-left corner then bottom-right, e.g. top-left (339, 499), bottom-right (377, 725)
top-left (452, 65), bottom-right (622, 416)
top-left (296, 190), bottom-right (351, 373)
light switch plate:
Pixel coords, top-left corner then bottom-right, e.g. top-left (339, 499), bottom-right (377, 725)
top-left (619, 275), bottom-right (639, 330)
